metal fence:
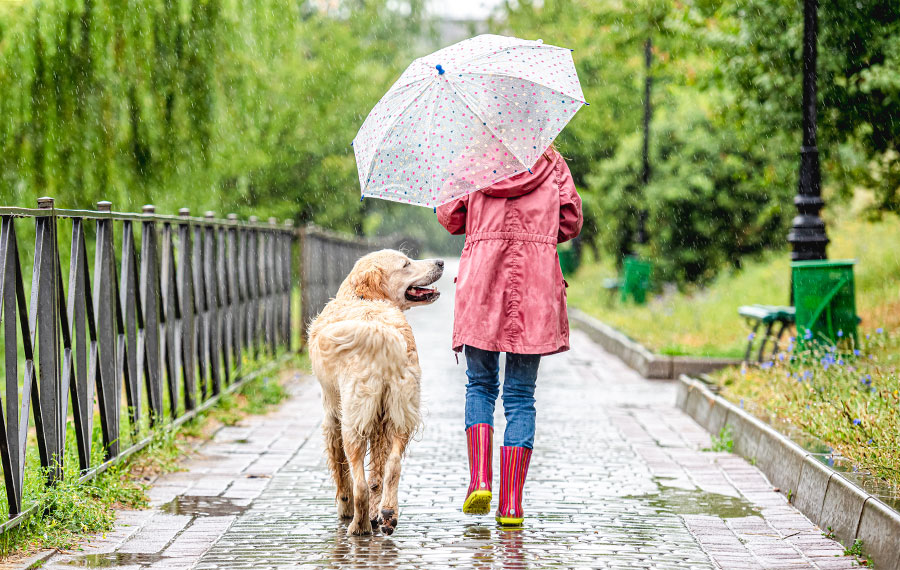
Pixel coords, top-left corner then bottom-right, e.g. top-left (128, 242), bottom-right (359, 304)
top-left (299, 224), bottom-right (421, 339)
top-left (0, 198), bottom-right (295, 528)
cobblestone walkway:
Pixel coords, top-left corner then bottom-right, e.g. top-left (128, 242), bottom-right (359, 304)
top-left (41, 262), bottom-right (860, 569)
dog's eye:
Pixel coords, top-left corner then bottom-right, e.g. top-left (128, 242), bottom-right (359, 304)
top-left (404, 260), bottom-right (411, 268)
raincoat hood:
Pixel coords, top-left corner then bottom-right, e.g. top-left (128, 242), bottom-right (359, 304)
top-left (481, 151), bottom-right (558, 198)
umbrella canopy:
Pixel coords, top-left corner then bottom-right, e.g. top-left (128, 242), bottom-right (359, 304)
top-left (353, 34), bottom-right (587, 208)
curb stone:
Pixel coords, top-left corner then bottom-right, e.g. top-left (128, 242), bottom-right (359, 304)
top-left (568, 308), bottom-right (741, 379)
top-left (677, 374), bottom-right (900, 570)
top-left (14, 549), bottom-right (54, 569)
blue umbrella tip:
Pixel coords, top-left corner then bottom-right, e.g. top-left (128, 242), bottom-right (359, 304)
top-left (436, 64), bottom-right (445, 75)
top-left (360, 195), bottom-right (364, 201)
top-left (584, 102), bottom-right (590, 106)
top-left (528, 168), bottom-right (533, 174)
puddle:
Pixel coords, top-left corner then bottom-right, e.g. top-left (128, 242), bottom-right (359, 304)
top-left (159, 495), bottom-right (250, 517)
top-left (627, 481), bottom-right (760, 518)
top-left (63, 552), bottom-right (165, 567)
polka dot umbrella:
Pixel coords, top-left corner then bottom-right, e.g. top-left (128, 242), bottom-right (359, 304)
top-left (352, 34), bottom-right (587, 209)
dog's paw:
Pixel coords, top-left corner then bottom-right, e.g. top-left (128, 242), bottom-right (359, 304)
top-left (378, 507), bottom-right (399, 536)
top-left (337, 494), bottom-right (354, 519)
top-left (348, 517), bottom-right (373, 536)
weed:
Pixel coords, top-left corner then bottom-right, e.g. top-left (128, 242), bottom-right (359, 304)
top-left (703, 425), bottom-right (734, 453)
top-left (844, 538), bottom-right (865, 557)
top-left (823, 526), bottom-right (836, 540)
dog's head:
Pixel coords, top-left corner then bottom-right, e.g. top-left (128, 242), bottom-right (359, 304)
top-left (343, 249), bottom-right (444, 310)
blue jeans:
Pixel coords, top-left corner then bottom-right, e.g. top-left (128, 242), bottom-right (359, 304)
top-left (464, 345), bottom-right (541, 449)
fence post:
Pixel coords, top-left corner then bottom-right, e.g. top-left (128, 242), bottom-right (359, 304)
top-left (215, 216), bottom-right (231, 387)
top-left (203, 212), bottom-right (223, 396)
top-left (192, 215), bottom-right (209, 400)
top-left (65, 214), bottom-right (94, 471)
top-left (31, 197), bottom-right (63, 481)
top-left (284, 220), bottom-right (294, 351)
top-left (178, 208), bottom-right (198, 411)
top-left (140, 205), bottom-right (164, 423)
top-left (0, 214), bottom-right (27, 513)
top-left (93, 200), bottom-right (121, 459)
top-left (247, 216), bottom-right (260, 357)
top-left (120, 216), bottom-right (141, 435)
top-left (229, 214), bottom-right (245, 370)
top-left (160, 219), bottom-right (180, 419)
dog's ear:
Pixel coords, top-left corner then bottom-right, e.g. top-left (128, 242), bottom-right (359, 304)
top-left (350, 264), bottom-right (387, 300)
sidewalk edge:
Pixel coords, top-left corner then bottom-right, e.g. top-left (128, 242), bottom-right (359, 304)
top-left (676, 374), bottom-right (900, 570)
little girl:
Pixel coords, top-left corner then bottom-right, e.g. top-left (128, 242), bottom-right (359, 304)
top-left (437, 146), bottom-right (583, 526)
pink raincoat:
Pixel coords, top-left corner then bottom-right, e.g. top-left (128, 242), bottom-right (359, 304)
top-left (437, 149), bottom-right (583, 355)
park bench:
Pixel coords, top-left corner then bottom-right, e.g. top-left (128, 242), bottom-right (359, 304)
top-left (738, 304), bottom-right (795, 363)
top-left (602, 277), bottom-right (622, 305)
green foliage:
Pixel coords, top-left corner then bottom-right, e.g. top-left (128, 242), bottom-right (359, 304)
top-left (719, 0), bottom-right (900, 212)
top-left (590, 91), bottom-right (792, 283)
top-left (704, 425), bottom-right (734, 453)
top-left (500, 0), bottom-right (900, 284)
top-left (844, 538), bottom-right (865, 558)
top-left (0, 0), bottom-right (422, 232)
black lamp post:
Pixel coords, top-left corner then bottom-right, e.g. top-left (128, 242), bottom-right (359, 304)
top-left (635, 37), bottom-right (652, 247)
top-left (787, 0), bottom-right (829, 261)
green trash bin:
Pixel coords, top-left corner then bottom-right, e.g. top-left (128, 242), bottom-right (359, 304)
top-left (558, 244), bottom-right (580, 277)
top-left (621, 256), bottom-right (652, 304)
top-left (792, 259), bottom-right (858, 346)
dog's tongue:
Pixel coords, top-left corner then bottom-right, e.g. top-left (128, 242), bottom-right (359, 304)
top-left (407, 286), bottom-right (435, 298)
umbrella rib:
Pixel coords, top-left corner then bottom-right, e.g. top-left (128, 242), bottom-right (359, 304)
top-left (357, 78), bottom-right (434, 189)
top-left (441, 75), bottom-right (530, 171)
top-left (422, 82), bottom-right (441, 202)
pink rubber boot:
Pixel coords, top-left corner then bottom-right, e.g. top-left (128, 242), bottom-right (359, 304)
top-left (495, 446), bottom-right (532, 526)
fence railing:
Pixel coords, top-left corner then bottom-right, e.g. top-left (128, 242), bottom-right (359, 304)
top-left (0, 199), bottom-right (295, 528)
top-left (299, 225), bottom-right (421, 339)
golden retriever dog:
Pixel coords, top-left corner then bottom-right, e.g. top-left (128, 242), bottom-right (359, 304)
top-left (307, 249), bottom-right (443, 536)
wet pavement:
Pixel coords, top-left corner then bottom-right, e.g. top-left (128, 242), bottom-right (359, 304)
top-left (40, 261), bottom-right (860, 569)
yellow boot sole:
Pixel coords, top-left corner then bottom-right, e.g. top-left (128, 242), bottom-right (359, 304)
top-left (463, 490), bottom-right (492, 515)
top-left (495, 515), bottom-right (524, 526)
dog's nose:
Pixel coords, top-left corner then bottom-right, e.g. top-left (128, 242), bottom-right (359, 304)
top-left (435, 259), bottom-right (444, 269)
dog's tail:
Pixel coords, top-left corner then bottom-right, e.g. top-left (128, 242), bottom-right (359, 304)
top-left (313, 320), bottom-right (407, 375)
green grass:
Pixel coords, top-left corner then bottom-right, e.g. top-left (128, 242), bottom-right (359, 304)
top-left (714, 328), bottom-right (900, 489)
top-left (567, 213), bottom-right (900, 357)
top-left (0, 361), bottom-right (297, 559)
top-left (703, 425), bottom-right (735, 453)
